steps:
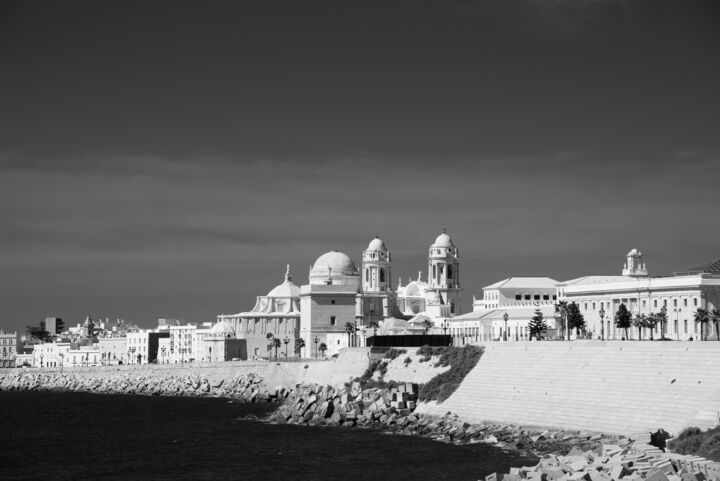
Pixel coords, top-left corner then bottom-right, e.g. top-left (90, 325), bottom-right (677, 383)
top-left (417, 341), bottom-right (720, 435)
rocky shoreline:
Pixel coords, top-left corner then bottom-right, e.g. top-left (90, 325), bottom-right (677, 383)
top-left (0, 371), bottom-right (288, 403)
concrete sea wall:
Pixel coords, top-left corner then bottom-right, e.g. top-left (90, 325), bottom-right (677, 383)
top-left (418, 341), bottom-right (720, 435)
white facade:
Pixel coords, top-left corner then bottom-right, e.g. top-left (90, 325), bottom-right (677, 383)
top-left (65, 346), bottom-right (101, 367)
top-left (169, 324), bottom-right (197, 363)
top-left (126, 331), bottom-right (150, 364)
top-left (157, 338), bottom-right (171, 364)
top-left (98, 337), bottom-right (127, 365)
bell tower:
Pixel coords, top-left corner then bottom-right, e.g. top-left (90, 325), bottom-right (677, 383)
top-left (362, 236), bottom-right (392, 293)
top-left (622, 248), bottom-right (648, 277)
top-left (427, 229), bottom-right (462, 316)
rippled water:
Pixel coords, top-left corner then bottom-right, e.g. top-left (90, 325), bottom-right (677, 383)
top-left (1, 391), bottom-right (536, 481)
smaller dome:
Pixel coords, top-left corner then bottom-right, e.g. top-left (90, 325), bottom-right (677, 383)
top-left (267, 281), bottom-right (300, 298)
top-left (367, 237), bottom-right (387, 252)
top-left (209, 321), bottom-right (235, 337)
top-left (628, 248), bottom-right (641, 256)
top-left (432, 232), bottom-right (454, 247)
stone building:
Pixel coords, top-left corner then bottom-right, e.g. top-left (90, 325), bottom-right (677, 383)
top-left (0, 330), bottom-right (20, 368)
top-left (558, 251), bottom-right (720, 340)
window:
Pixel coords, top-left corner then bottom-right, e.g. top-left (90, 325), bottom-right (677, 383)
top-left (331, 299), bottom-right (335, 305)
top-left (684, 319), bottom-right (688, 334)
top-left (683, 299), bottom-right (688, 307)
top-left (380, 268), bottom-right (385, 283)
top-left (673, 299), bottom-right (677, 308)
top-left (448, 264), bottom-right (453, 279)
top-left (524, 295), bottom-right (531, 300)
top-left (584, 303), bottom-right (588, 310)
top-left (663, 300), bottom-right (667, 307)
top-left (330, 316), bottom-right (336, 326)
top-left (553, 295), bottom-right (557, 300)
top-left (694, 298), bottom-right (698, 307)
top-left (653, 300), bottom-right (658, 308)
top-left (592, 303), bottom-right (596, 310)
top-left (515, 295), bottom-right (522, 300)
top-left (543, 295), bottom-right (549, 300)
top-left (642, 300), bottom-right (646, 308)
top-left (534, 295), bottom-right (540, 300)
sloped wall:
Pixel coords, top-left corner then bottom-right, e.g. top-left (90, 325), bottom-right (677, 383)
top-left (418, 341), bottom-right (720, 435)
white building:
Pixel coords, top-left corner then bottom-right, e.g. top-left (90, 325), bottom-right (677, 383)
top-left (0, 330), bottom-right (20, 368)
top-left (169, 324), bottom-right (197, 363)
top-left (157, 338), bottom-right (171, 364)
top-left (558, 251), bottom-right (720, 340)
top-left (98, 337), bottom-right (127, 365)
top-left (449, 277), bottom-right (560, 344)
top-left (32, 342), bottom-right (71, 368)
top-left (65, 346), bottom-right (101, 367)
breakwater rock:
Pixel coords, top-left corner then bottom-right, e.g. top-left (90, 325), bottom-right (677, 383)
top-left (491, 439), bottom-right (720, 481)
top-left (0, 371), bottom-right (288, 403)
top-left (270, 381), bottom-right (620, 456)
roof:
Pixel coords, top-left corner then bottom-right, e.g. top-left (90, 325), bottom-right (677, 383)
top-left (267, 280), bottom-right (300, 298)
top-left (310, 251), bottom-right (358, 277)
top-left (674, 259), bottom-right (720, 276)
top-left (450, 306), bottom-right (558, 323)
top-left (484, 277), bottom-right (559, 290)
top-left (557, 275), bottom-right (632, 287)
top-left (431, 231), bottom-right (454, 247)
top-left (366, 236), bottom-right (387, 252)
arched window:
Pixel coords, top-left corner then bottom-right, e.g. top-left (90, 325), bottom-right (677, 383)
top-left (432, 264), bottom-right (436, 278)
top-left (447, 264), bottom-right (453, 279)
top-left (380, 268), bottom-right (385, 283)
top-left (365, 268), bottom-right (369, 282)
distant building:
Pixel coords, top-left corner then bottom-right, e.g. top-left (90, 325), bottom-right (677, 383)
top-left (126, 330), bottom-right (170, 364)
top-left (32, 342), bottom-right (71, 368)
top-left (0, 330), bottom-right (20, 368)
top-left (44, 317), bottom-right (62, 336)
top-left (65, 345), bottom-right (101, 367)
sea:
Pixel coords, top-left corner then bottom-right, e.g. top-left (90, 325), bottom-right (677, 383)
top-left (1, 391), bottom-right (537, 481)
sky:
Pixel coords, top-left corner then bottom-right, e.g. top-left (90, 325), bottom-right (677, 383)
top-left (1, 0), bottom-right (719, 332)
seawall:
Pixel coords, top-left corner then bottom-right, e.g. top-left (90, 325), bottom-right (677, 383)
top-left (418, 341), bottom-right (720, 436)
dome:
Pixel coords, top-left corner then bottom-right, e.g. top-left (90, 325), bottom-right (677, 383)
top-left (209, 321), bottom-right (235, 337)
top-left (367, 237), bottom-right (387, 252)
top-left (267, 280), bottom-right (300, 298)
top-left (432, 232), bottom-right (454, 247)
top-left (628, 248), bottom-right (641, 256)
top-left (310, 251), bottom-right (358, 277)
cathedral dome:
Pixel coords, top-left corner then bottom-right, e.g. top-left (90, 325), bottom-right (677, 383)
top-left (367, 237), bottom-right (387, 252)
top-left (267, 281), bottom-right (300, 298)
top-left (432, 232), bottom-right (454, 247)
top-left (310, 251), bottom-right (358, 277)
top-left (267, 265), bottom-right (300, 298)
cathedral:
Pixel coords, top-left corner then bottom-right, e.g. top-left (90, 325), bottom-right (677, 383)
top-left (217, 231), bottom-right (462, 357)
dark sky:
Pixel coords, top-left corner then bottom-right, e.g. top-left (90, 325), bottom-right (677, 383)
top-left (1, 0), bottom-right (719, 332)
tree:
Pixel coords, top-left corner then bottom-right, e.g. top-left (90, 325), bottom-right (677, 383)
top-left (615, 303), bottom-right (632, 340)
top-left (295, 337), bottom-right (306, 357)
top-left (422, 319), bottom-right (433, 334)
top-left (271, 338), bottom-right (281, 357)
top-left (366, 319), bottom-right (379, 338)
top-left (26, 321), bottom-right (50, 342)
top-left (644, 313), bottom-right (659, 341)
top-left (632, 314), bottom-right (646, 340)
top-left (319, 343), bottom-right (328, 358)
top-left (345, 322), bottom-right (356, 347)
top-left (656, 306), bottom-right (668, 340)
top-left (694, 308), bottom-right (710, 341)
top-left (566, 302), bottom-right (585, 338)
top-left (555, 301), bottom-right (569, 341)
top-left (527, 308), bottom-right (549, 340)
top-left (712, 309), bottom-right (720, 342)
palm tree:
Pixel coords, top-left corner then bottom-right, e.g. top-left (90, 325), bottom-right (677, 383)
top-left (422, 319), bottom-right (433, 334)
top-left (271, 338), bottom-right (281, 357)
top-left (711, 309), bottom-right (720, 341)
top-left (645, 313), bottom-right (659, 341)
top-left (694, 308), bottom-right (710, 341)
top-left (555, 301), bottom-right (569, 341)
top-left (632, 314), bottom-right (646, 340)
top-left (345, 322), bottom-right (356, 347)
top-left (319, 343), bottom-right (327, 358)
top-left (295, 337), bottom-right (306, 357)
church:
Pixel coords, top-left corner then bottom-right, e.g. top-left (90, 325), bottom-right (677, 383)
top-left (217, 231), bottom-right (463, 358)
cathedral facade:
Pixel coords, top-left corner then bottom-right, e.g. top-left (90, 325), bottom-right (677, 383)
top-left (218, 231), bottom-right (463, 357)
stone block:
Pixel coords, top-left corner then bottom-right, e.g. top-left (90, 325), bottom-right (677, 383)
top-left (486, 473), bottom-right (498, 481)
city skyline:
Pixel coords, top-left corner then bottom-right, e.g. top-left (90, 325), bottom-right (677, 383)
top-left (2, 0), bottom-right (719, 332)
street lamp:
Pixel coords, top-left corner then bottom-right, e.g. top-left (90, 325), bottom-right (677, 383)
top-left (313, 336), bottom-right (319, 358)
top-left (40, 353), bottom-right (44, 368)
top-left (599, 306), bottom-right (605, 341)
top-left (503, 312), bottom-right (509, 342)
top-left (283, 337), bottom-right (289, 359)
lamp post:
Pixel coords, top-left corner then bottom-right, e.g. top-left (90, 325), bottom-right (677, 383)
top-left (313, 336), bottom-right (319, 358)
top-left (503, 312), bottom-right (509, 342)
top-left (59, 353), bottom-right (64, 373)
top-left (283, 337), bottom-right (289, 359)
top-left (442, 322), bottom-right (448, 335)
top-left (40, 353), bottom-right (44, 368)
top-left (599, 306), bottom-right (605, 341)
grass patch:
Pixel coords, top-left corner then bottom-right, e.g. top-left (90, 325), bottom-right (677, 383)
top-left (668, 426), bottom-right (720, 461)
top-left (417, 345), bottom-right (484, 403)
top-left (384, 348), bottom-right (406, 361)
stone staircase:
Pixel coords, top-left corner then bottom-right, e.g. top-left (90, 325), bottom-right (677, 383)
top-left (418, 341), bottom-right (720, 435)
